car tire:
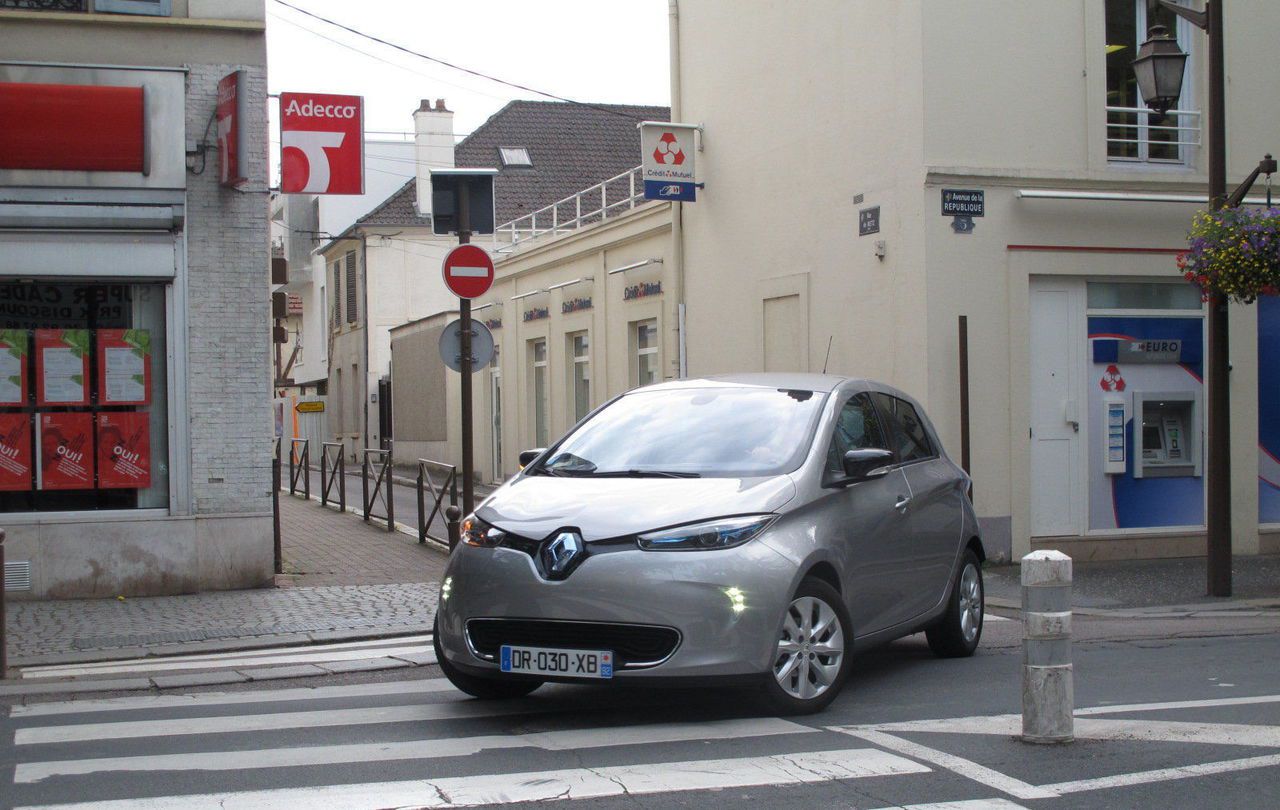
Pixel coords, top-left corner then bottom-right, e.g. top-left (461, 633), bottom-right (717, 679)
top-left (926, 549), bottom-right (984, 658)
top-left (760, 576), bottom-right (852, 715)
top-left (434, 615), bottom-right (544, 700)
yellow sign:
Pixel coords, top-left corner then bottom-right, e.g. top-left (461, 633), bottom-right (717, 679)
top-left (295, 400), bottom-right (325, 414)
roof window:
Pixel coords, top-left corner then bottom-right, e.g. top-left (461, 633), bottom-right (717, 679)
top-left (499, 147), bottom-right (533, 167)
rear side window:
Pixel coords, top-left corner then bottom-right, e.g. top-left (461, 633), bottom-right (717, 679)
top-left (871, 393), bottom-right (934, 463)
top-left (826, 393), bottom-right (889, 475)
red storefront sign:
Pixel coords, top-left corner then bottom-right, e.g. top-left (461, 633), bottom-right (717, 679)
top-left (97, 411), bottom-right (151, 490)
top-left (38, 412), bottom-right (93, 490)
top-left (279, 92), bottom-right (364, 195)
top-left (216, 71), bottom-right (248, 187)
top-left (97, 329), bottom-right (152, 406)
top-left (0, 412), bottom-right (32, 491)
top-left (0, 82), bottom-right (145, 172)
top-left (35, 329), bottom-right (90, 407)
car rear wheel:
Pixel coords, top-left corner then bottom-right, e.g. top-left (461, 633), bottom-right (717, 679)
top-left (926, 549), bottom-right (984, 658)
top-left (760, 576), bottom-right (851, 715)
top-left (434, 616), bottom-right (544, 700)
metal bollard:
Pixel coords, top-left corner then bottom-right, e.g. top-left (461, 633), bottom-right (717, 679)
top-left (1021, 549), bottom-right (1073, 743)
top-left (445, 505), bottom-right (462, 551)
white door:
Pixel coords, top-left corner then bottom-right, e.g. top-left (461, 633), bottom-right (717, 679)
top-left (1029, 279), bottom-right (1085, 536)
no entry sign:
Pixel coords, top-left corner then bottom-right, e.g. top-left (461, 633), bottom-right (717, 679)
top-left (442, 245), bottom-right (495, 299)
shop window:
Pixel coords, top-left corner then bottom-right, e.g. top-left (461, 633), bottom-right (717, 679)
top-left (0, 282), bottom-right (168, 512)
top-left (529, 338), bottom-right (548, 447)
top-left (1087, 281), bottom-right (1202, 311)
top-left (630, 319), bottom-right (658, 388)
top-left (567, 331), bottom-right (590, 423)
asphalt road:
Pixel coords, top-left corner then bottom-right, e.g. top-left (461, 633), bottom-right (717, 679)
top-left (2, 614), bottom-right (1278, 809)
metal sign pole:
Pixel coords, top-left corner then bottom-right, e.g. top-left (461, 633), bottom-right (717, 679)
top-left (458, 181), bottom-right (475, 517)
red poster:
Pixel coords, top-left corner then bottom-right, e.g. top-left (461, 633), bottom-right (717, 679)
top-left (279, 92), bottom-right (364, 195)
top-left (97, 329), bottom-right (151, 406)
top-left (0, 412), bottom-right (32, 491)
top-left (0, 329), bottom-right (27, 406)
top-left (35, 329), bottom-right (89, 407)
top-left (97, 411), bottom-right (151, 489)
top-left (38, 411), bottom-right (93, 490)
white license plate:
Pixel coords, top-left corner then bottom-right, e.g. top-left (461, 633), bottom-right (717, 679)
top-left (500, 645), bottom-right (613, 678)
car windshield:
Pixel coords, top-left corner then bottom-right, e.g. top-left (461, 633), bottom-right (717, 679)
top-left (537, 386), bottom-right (826, 478)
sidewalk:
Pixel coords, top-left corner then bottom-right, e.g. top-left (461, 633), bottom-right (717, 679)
top-left (6, 492), bottom-right (449, 668)
top-left (985, 553), bottom-right (1280, 616)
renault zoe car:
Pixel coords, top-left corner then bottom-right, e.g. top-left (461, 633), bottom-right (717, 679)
top-left (434, 374), bottom-right (984, 713)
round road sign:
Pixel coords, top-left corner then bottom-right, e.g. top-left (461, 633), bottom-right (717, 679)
top-left (438, 318), bottom-right (495, 373)
top-left (441, 244), bottom-right (495, 299)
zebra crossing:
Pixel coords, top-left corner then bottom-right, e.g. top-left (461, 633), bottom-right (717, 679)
top-left (0, 671), bottom-right (1027, 810)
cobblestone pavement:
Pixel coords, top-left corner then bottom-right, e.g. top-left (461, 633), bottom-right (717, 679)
top-left (5, 493), bottom-right (448, 664)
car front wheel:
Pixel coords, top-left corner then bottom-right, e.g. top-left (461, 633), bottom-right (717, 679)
top-left (760, 576), bottom-right (852, 715)
top-left (926, 549), bottom-right (984, 658)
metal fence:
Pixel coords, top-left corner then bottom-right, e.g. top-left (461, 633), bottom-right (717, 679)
top-left (417, 459), bottom-right (459, 548)
top-left (362, 448), bottom-right (394, 531)
top-left (320, 441), bottom-right (346, 511)
top-left (288, 438), bottom-right (310, 500)
top-left (1106, 106), bottom-right (1201, 164)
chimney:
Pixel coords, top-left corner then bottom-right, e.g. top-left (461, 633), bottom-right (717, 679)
top-left (413, 98), bottom-right (455, 216)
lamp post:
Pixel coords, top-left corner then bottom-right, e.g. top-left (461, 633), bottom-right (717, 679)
top-left (1134, 0), bottom-right (1230, 596)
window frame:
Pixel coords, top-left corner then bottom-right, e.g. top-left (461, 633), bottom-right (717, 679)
top-left (630, 318), bottom-right (659, 388)
top-left (567, 330), bottom-right (590, 424)
top-left (869, 391), bottom-right (937, 466)
top-left (528, 337), bottom-right (548, 448)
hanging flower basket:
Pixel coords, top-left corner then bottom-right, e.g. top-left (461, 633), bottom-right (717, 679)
top-left (1179, 206), bottom-right (1280, 304)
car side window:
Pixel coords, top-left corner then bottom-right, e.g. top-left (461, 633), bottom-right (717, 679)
top-left (825, 393), bottom-right (888, 475)
top-left (871, 392), bottom-right (934, 463)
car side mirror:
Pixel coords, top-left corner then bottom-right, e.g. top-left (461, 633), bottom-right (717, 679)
top-left (519, 449), bottom-right (546, 468)
top-left (842, 448), bottom-right (894, 481)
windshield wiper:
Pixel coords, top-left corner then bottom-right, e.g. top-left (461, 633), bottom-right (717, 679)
top-left (587, 469), bottom-right (701, 478)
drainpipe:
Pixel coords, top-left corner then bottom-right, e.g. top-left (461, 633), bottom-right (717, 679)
top-left (360, 231), bottom-right (369, 457)
top-left (669, 0), bottom-right (687, 378)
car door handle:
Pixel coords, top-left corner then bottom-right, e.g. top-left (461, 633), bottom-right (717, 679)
top-left (895, 495), bottom-right (911, 513)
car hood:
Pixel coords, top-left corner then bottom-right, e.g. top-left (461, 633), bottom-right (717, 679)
top-left (476, 474), bottom-right (799, 542)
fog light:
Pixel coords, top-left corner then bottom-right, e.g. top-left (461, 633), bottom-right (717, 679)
top-left (724, 586), bottom-right (746, 614)
top-left (441, 576), bottom-right (453, 602)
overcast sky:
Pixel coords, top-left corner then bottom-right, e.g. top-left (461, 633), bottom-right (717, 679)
top-left (267, 0), bottom-right (672, 149)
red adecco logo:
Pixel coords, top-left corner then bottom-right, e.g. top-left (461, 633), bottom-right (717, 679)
top-left (279, 92), bottom-right (364, 195)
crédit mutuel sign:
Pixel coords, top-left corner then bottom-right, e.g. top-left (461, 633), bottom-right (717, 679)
top-left (279, 92), bottom-right (364, 195)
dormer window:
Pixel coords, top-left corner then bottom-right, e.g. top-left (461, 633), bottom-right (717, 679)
top-left (499, 147), bottom-right (533, 168)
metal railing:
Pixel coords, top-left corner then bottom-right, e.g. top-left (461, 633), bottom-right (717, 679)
top-left (320, 441), bottom-right (346, 511)
top-left (362, 448), bottom-right (394, 531)
top-left (1106, 106), bottom-right (1201, 164)
top-left (288, 438), bottom-right (310, 500)
top-left (1, 0), bottom-right (87, 10)
top-left (417, 459), bottom-right (459, 548)
top-left (271, 438), bottom-right (282, 574)
top-left (494, 166), bottom-right (646, 251)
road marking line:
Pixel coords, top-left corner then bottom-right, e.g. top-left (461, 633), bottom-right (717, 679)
top-left (829, 727), bottom-right (1059, 800)
top-left (867, 801), bottom-right (1029, 810)
top-left (15, 698), bottom-right (547, 745)
top-left (22, 644), bottom-right (430, 679)
top-left (1042, 752), bottom-right (1280, 794)
top-left (984, 614), bottom-right (1012, 623)
top-left (1076, 693), bottom-right (1280, 715)
top-left (10, 677), bottom-right (460, 718)
top-left (1069, 718), bottom-right (1280, 747)
top-left (14, 717), bottom-right (815, 783)
top-left (20, 635), bottom-right (433, 676)
top-left (13, 748), bottom-right (929, 810)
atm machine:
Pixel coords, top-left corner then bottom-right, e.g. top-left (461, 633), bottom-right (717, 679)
top-left (1132, 391), bottom-right (1201, 479)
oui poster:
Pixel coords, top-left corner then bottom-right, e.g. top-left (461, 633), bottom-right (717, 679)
top-left (0, 412), bottom-right (32, 491)
top-left (97, 411), bottom-right (151, 489)
top-left (38, 411), bottom-right (93, 490)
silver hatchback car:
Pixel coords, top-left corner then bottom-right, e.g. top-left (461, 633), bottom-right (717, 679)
top-left (435, 374), bottom-right (985, 713)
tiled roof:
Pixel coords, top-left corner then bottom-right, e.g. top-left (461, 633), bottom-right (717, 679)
top-left (357, 100), bottom-right (669, 229)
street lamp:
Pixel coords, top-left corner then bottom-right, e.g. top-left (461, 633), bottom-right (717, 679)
top-left (1134, 0), bottom-right (1231, 596)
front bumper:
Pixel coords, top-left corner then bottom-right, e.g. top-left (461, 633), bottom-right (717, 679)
top-left (437, 538), bottom-right (797, 679)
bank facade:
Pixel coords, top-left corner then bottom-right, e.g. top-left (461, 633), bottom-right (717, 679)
top-left (0, 2), bottom-right (272, 598)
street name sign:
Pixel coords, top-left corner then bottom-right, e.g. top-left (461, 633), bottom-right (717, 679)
top-left (442, 244), bottom-right (495, 299)
top-left (941, 189), bottom-right (985, 217)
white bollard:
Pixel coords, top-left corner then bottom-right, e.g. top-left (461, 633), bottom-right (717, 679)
top-left (1021, 549), bottom-right (1073, 743)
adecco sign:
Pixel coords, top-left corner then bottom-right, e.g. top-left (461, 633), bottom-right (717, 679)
top-left (279, 92), bottom-right (364, 195)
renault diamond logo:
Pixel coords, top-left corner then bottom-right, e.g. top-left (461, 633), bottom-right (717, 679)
top-left (541, 531), bottom-right (584, 577)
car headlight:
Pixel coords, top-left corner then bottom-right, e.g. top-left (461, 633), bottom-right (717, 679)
top-left (461, 516), bottom-right (506, 547)
top-left (636, 515), bottom-right (776, 551)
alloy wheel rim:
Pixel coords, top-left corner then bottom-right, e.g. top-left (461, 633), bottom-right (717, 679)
top-left (773, 595), bottom-right (844, 700)
top-left (958, 563), bottom-right (983, 643)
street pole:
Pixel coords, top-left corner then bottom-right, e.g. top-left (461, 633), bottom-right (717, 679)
top-left (457, 182), bottom-right (475, 517)
top-left (1203, 0), bottom-right (1231, 597)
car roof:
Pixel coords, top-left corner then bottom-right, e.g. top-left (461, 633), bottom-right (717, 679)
top-left (639, 373), bottom-right (860, 395)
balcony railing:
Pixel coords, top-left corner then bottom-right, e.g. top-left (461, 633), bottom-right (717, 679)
top-left (1106, 106), bottom-right (1201, 165)
top-left (0, 0), bottom-right (87, 10)
top-left (494, 166), bottom-right (650, 253)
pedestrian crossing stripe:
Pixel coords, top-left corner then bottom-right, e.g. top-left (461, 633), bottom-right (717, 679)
top-left (13, 748), bottom-right (929, 810)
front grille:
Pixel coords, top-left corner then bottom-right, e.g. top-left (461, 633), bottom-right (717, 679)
top-left (466, 618), bottom-right (681, 669)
